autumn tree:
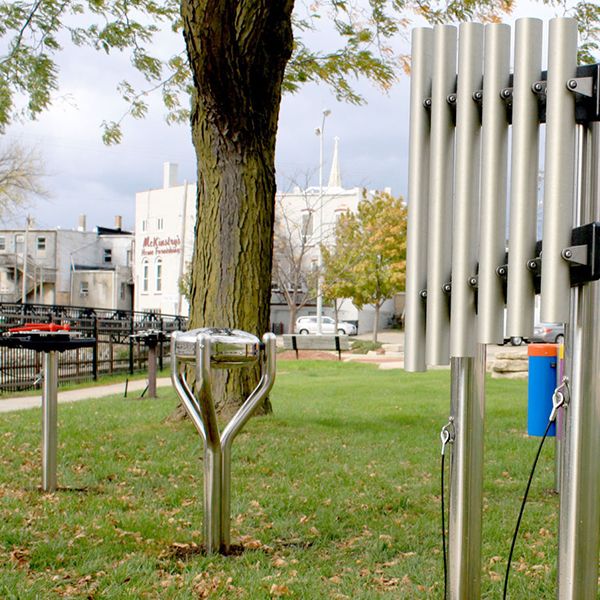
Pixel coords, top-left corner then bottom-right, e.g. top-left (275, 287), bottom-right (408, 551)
top-left (323, 191), bottom-right (407, 343)
top-left (2, 1), bottom-right (598, 412)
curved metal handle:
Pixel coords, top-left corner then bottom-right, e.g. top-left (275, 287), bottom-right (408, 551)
top-left (170, 332), bottom-right (206, 441)
top-left (220, 333), bottom-right (277, 448)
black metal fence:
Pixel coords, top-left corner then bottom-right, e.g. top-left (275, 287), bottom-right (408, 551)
top-left (0, 303), bottom-right (188, 393)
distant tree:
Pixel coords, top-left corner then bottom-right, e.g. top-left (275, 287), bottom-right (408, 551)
top-left (323, 191), bottom-right (407, 343)
top-left (272, 194), bottom-right (317, 334)
top-left (0, 142), bottom-right (46, 218)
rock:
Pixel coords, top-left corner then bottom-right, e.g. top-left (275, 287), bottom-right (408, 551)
top-left (491, 370), bottom-right (528, 379)
top-left (491, 359), bottom-right (529, 372)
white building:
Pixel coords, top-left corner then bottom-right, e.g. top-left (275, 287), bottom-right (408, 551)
top-left (134, 163), bottom-right (196, 316)
top-left (0, 215), bottom-right (134, 310)
top-left (134, 150), bottom-right (397, 332)
top-left (272, 138), bottom-right (395, 334)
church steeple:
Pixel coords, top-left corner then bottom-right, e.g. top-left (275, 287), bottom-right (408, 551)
top-left (327, 137), bottom-right (342, 189)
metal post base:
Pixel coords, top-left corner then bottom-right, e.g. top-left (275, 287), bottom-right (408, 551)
top-left (42, 351), bottom-right (58, 492)
top-left (448, 345), bottom-right (486, 599)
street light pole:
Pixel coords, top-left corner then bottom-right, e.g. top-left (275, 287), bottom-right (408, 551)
top-left (315, 109), bottom-right (331, 335)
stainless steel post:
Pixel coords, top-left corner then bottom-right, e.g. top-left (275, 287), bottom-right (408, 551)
top-left (404, 26), bottom-right (432, 373)
top-left (220, 333), bottom-right (276, 551)
top-left (194, 334), bottom-right (222, 554)
top-left (541, 17), bottom-right (578, 324)
top-left (448, 345), bottom-right (486, 599)
top-left (557, 122), bottom-right (600, 599)
top-left (42, 351), bottom-right (58, 492)
top-left (506, 18), bottom-right (542, 340)
top-left (147, 344), bottom-right (157, 398)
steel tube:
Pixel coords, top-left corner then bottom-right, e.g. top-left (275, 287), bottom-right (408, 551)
top-left (450, 22), bottom-right (483, 358)
top-left (404, 27), bottom-right (433, 372)
top-left (448, 345), bottom-right (486, 598)
top-left (170, 334), bottom-right (206, 440)
top-left (477, 23), bottom-right (511, 345)
top-left (194, 335), bottom-right (222, 554)
top-left (557, 122), bottom-right (600, 599)
top-left (541, 17), bottom-right (578, 324)
top-left (147, 345), bottom-right (157, 398)
top-left (506, 18), bottom-right (543, 339)
top-left (426, 24), bottom-right (457, 366)
top-left (42, 351), bottom-right (58, 492)
top-left (220, 333), bottom-right (277, 551)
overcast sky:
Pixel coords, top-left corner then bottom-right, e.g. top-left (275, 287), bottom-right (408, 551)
top-left (3, 3), bottom-right (559, 232)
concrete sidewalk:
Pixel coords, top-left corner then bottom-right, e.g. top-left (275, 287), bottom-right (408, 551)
top-left (0, 377), bottom-right (172, 413)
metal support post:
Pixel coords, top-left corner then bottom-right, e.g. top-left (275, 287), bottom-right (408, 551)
top-left (147, 343), bottom-right (157, 398)
top-left (557, 122), bottom-right (600, 599)
top-left (42, 351), bottom-right (58, 492)
top-left (448, 345), bottom-right (486, 598)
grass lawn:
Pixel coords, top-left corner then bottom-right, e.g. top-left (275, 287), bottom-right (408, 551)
top-left (0, 360), bottom-right (563, 598)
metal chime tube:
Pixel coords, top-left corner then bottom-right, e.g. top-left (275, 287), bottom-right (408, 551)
top-left (42, 351), bottom-right (58, 492)
top-left (425, 24), bottom-right (456, 366)
top-left (448, 346), bottom-right (486, 598)
top-left (477, 24), bottom-right (510, 345)
top-left (558, 122), bottom-right (600, 599)
top-left (541, 18), bottom-right (578, 324)
top-left (404, 27), bottom-right (433, 372)
top-left (507, 18), bottom-right (542, 340)
top-left (450, 22), bottom-right (483, 358)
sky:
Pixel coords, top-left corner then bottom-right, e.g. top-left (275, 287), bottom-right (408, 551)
top-left (2, 2), bottom-right (560, 233)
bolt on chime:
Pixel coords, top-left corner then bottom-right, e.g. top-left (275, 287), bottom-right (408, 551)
top-left (405, 17), bottom-right (600, 599)
top-left (171, 328), bottom-right (276, 554)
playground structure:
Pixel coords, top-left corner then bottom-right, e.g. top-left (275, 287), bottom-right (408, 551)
top-left (170, 328), bottom-right (276, 554)
top-left (405, 17), bottom-right (600, 599)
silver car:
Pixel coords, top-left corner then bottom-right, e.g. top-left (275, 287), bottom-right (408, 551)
top-left (295, 316), bottom-right (357, 336)
top-left (531, 322), bottom-right (565, 344)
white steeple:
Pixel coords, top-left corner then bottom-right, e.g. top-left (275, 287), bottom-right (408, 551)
top-left (327, 137), bottom-right (342, 189)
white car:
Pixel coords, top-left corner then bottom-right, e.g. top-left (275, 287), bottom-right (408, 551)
top-left (295, 316), bottom-right (357, 336)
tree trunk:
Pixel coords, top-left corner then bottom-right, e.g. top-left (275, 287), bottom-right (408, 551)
top-left (288, 303), bottom-right (297, 334)
top-left (372, 303), bottom-right (381, 343)
top-left (181, 0), bottom-right (294, 415)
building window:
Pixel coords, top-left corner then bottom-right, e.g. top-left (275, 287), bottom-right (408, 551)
top-left (0, 237), bottom-right (5, 251)
top-left (155, 258), bottom-right (162, 292)
top-left (120, 282), bottom-right (127, 300)
top-left (37, 236), bottom-right (46, 252)
top-left (79, 281), bottom-right (89, 296)
top-left (15, 234), bottom-right (23, 253)
top-left (157, 217), bottom-right (164, 230)
top-left (126, 249), bottom-right (132, 266)
top-left (103, 248), bottom-right (112, 263)
top-left (302, 211), bottom-right (314, 243)
top-left (142, 259), bottom-right (149, 292)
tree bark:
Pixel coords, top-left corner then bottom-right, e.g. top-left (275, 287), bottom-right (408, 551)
top-left (372, 303), bottom-right (381, 343)
top-left (181, 0), bottom-right (294, 415)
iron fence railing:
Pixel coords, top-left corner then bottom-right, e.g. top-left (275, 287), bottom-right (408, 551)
top-left (0, 302), bottom-right (188, 392)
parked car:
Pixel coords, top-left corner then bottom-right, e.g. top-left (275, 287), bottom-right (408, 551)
top-left (531, 322), bottom-right (565, 344)
top-left (295, 316), bottom-right (357, 336)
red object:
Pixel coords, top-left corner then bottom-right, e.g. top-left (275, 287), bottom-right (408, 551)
top-left (528, 343), bottom-right (557, 357)
top-left (9, 323), bottom-right (70, 333)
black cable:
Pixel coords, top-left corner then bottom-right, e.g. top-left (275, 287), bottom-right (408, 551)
top-left (502, 418), bottom-right (553, 599)
top-left (441, 451), bottom-right (448, 600)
